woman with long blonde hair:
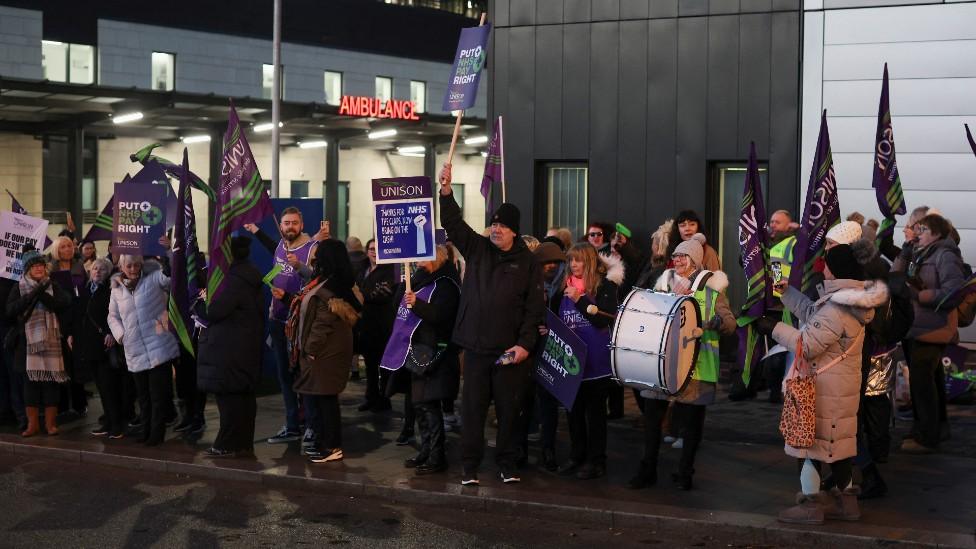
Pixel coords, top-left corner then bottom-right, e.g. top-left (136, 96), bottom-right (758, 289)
top-left (554, 243), bottom-right (623, 480)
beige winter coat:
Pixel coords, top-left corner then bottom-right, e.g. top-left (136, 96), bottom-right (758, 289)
top-left (772, 279), bottom-right (888, 462)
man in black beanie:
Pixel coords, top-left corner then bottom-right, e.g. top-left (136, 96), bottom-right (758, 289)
top-left (438, 163), bottom-right (544, 486)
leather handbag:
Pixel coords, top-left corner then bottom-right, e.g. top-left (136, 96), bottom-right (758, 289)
top-left (404, 343), bottom-right (446, 377)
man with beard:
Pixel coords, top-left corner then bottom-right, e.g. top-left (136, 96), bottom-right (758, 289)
top-left (245, 208), bottom-right (327, 445)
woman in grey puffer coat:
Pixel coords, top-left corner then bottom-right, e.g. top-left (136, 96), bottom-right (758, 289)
top-left (891, 213), bottom-right (965, 453)
top-left (108, 255), bottom-right (180, 446)
top-left (755, 244), bottom-right (887, 526)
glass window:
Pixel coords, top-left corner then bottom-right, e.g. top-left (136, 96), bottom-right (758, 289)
top-left (545, 164), bottom-right (588, 240)
top-left (290, 180), bottom-right (309, 199)
top-left (324, 71), bottom-right (342, 106)
top-left (453, 183), bottom-right (464, 211)
top-left (151, 52), bottom-right (175, 91)
top-left (68, 44), bottom-right (95, 84)
top-left (263, 64), bottom-right (284, 100)
top-left (336, 181), bottom-right (349, 242)
top-left (410, 80), bottom-right (426, 113)
top-left (711, 163), bottom-right (769, 312)
top-left (41, 41), bottom-right (68, 82)
top-left (375, 76), bottom-right (392, 103)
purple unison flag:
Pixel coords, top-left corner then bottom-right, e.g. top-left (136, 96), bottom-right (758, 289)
top-left (442, 23), bottom-right (491, 112)
top-left (480, 116), bottom-right (504, 212)
top-left (872, 64), bottom-right (907, 244)
top-left (6, 190), bottom-right (53, 249)
top-left (735, 143), bottom-right (772, 386)
top-left (790, 111), bottom-right (841, 294)
top-left (168, 149), bottom-right (199, 356)
top-left (208, 103), bottom-right (273, 303)
top-left (131, 143), bottom-right (216, 202)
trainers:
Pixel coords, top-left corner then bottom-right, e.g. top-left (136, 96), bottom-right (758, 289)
top-left (90, 426), bottom-right (109, 437)
top-left (308, 448), bottom-right (343, 463)
top-left (267, 428), bottom-right (301, 444)
top-left (662, 435), bottom-right (676, 444)
top-left (108, 433), bottom-right (125, 440)
top-left (461, 469), bottom-right (479, 486)
top-left (900, 438), bottom-right (937, 454)
top-left (671, 438), bottom-right (684, 449)
top-left (499, 468), bottom-right (521, 484)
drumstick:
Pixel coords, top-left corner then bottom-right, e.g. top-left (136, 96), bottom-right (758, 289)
top-left (585, 304), bottom-right (617, 320)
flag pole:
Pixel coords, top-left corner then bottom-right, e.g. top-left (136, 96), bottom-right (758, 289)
top-left (270, 0), bottom-right (282, 198)
top-left (446, 12), bottom-right (487, 167)
top-left (498, 115), bottom-right (506, 204)
top-left (404, 262), bottom-right (413, 308)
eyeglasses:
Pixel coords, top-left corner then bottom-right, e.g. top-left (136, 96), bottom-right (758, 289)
top-left (671, 253), bottom-right (689, 260)
top-left (367, 247), bottom-right (376, 252)
top-left (915, 226), bottom-right (931, 234)
top-left (588, 231), bottom-right (603, 238)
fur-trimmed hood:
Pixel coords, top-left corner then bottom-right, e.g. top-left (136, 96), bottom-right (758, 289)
top-left (600, 253), bottom-right (625, 286)
top-left (653, 269), bottom-right (728, 294)
top-left (328, 296), bottom-right (361, 326)
top-left (818, 279), bottom-right (889, 324)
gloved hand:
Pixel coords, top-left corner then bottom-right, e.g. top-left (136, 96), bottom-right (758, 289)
top-left (703, 315), bottom-right (723, 331)
top-left (753, 315), bottom-right (779, 336)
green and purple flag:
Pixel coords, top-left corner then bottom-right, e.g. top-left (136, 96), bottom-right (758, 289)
top-left (480, 116), bottom-right (504, 212)
top-left (735, 143), bottom-right (772, 386)
top-left (131, 143), bottom-right (216, 202)
top-left (790, 111), bottom-right (841, 294)
top-left (83, 193), bottom-right (116, 242)
top-left (207, 103), bottom-right (272, 304)
top-left (168, 149), bottom-right (199, 356)
top-left (6, 190), bottom-right (53, 249)
top-left (872, 64), bottom-right (906, 245)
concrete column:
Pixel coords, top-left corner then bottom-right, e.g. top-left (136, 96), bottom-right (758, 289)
top-left (66, 127), bottom-right (84, 235)
top-left (323, 136), bottom-right (339, 227)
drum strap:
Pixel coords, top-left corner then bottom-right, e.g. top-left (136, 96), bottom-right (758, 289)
top-left (690, 270), bottom-right (713, 292)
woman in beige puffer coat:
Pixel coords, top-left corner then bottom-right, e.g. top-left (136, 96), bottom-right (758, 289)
top-left (754, 243), bottom-right (888, 526)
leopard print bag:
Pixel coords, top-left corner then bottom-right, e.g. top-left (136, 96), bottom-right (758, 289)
top-left (779, 331), bottom-right (864, 449)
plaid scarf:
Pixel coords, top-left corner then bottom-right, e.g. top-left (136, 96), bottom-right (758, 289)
top-left (285, 276), bottom-right (322, 367)
top-left (19, 276), bottom-right (67, 383)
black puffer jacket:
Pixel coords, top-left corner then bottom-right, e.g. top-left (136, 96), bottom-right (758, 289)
top-left (197, 260), bottom-right (265, 394)
top-left (74, 280), bottom-right (113, 369)
top-left (439, 192), bottom-right (544, 355)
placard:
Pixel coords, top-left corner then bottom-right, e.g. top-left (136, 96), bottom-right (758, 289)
top-left (371, 176), bottom-right (435, 264)
top-left (535, 310), bottom-right (588, 409)
top-left (112, 182), bottom-right (168, 256)
top-left (442, 24), bottom-right (491, 112)
top-left (0, 211), bottom-right (49, 281)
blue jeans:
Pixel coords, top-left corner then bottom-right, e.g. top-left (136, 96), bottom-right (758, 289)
top-left (269, 319), bottom-right (300, 432)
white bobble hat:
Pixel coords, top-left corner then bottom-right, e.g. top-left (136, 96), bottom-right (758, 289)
top-left (825, 220), bottom-right (862, 245)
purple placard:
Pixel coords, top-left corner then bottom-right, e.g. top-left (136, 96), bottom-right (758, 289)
top-left (534, 310), bottom-right (588, 409)
top-left (442, 24), bottom-right (491, 112)
top-left (372, 177), bottom-right (436, 264)
top-left (112, 182), bottom-right (168, 256)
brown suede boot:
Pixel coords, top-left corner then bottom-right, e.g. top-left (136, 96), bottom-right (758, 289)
top-left (44, 406), bottom-right (59, 436)
top-left (824, 487), bottom-right (861, 521)
top-left (21, 407), bottom-right (40, 437)
top-left (777, 492), bottom-right (830, 525)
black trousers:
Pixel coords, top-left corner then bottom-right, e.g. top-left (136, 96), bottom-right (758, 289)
top-left (460, 350), bottom-right (529, 471)
top-left (641, 399), bottom-right (706, 475)
top-left (568, 379), bottom-right (609, 466)
top-left (859, 394), bottom-right (892, 462)
top-left (306, 394), bottom-right (341, 450)
top-left (904, 340), bottom-right (945, 448)
top-left (93, 359), bottom-right (127, 436)
top-left (176, 349), bottom-right (206, 423)
top-left (133, 362), bottom-right (174, 444)
top-left (24, 380), bottom-right (60, 407)
top-left (362, 348), bottom-right (390, 406)
top-left (607, 385), bottom-right (624, 417)
top-left (214, 393), bottom-right (257, 453)
top-left (415, 400), bottom-right (446, 463)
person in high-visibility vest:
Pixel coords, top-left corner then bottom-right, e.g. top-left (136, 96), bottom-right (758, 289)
top-left (629, 233), bottom-right (736, 491)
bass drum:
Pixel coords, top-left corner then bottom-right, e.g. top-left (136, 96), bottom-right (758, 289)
top-left (610, 288), bottom-right (701, 396)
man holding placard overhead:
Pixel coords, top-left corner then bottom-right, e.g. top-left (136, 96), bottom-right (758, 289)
top-left (438, 164), bottom-right (544, 486)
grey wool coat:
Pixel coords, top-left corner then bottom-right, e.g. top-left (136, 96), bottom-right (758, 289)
top-left (772, 279), bottom-right (888, 462)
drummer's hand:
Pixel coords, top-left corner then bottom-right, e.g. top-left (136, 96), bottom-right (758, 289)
top-left (704, 316), bottom-right (723, 331)
top-left (538, 325), bottom-right (549, 337)
top-left (564, 286), bottom-right (582, 303)
top-left (505, 345), bottom-right (530, 364)
top-left (672, 277), bottom-right (692, 295)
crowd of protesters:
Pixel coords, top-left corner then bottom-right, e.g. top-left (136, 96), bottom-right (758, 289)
top-left (0, 165), bottom-right (970, 527)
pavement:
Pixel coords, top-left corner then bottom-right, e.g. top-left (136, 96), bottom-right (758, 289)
top-left (0, 373), bottom-right (974, 548)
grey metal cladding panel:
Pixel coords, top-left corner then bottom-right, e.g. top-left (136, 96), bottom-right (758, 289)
top-left (563, 0), bottom-right (591, 23)
top-left (709, 0), bottom-right (741, 15)
top-left (771, 0), bottom-right (800, 11)
top-left (647, 18), bottom-right (679, 221)
top-left (493, 0), bottom-right (510, 27)
top-left (740, 0), bottom-right (773, 12)
top-left (534, 25), bottom-right (563, 159)
top-left (620, 0), bottom-right (650, 19)
top-left (536, 0), bottom-right (564, 24)
top-left (592, 0), bottom-right (621, 21)
top-left (707, 15), bottom-right (740, 160)
top-left (768, 10), bottom-right (800, 211)
top-left (650, 0), bottom-right (679, 18)
top-left (737, 12), bottom-right (772, 157)
top-left (675, 16), bottom-right (708, 210)
top-left (491, 27), bottom-right (511, 124)
top-left (508, 26), bottom-right (537, 208)
top-left (588, 21), bottom-right (621, 220)
top-left (561, 23), bottom-right (590, 158)
top-left (823, 0), bottom-right (939, 8)
top-left (510, 0), bottom-right (536, 26)
top-left (679, 0), bottom-right (709, 16)
top-left (617, 20), bottom-right (650, 227)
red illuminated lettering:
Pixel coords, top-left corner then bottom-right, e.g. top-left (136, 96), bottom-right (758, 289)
top-left (335, 96), bottom-right (422, 121)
